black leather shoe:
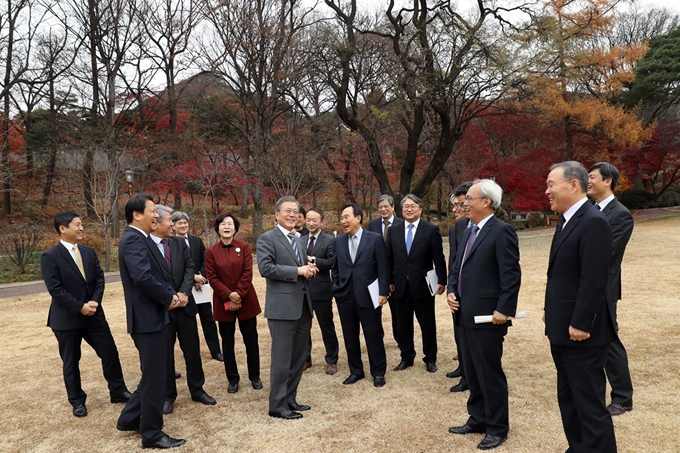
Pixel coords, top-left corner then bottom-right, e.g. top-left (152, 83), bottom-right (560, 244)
top-left (163, 400), bottom-right (174, 415)
top-left (227, 382), bottom-right (239, 394)
top-left (269, 410), bottom-right (302, 420)
top-left (174, 372), bottom-right (181, 379)
top-left (116, 422), bottom-right (140, 433)
top-left (426, 362), bottom-right (437, 373)
top-left (110, 391), bottom-right (132, 403)
top-left (477, 434), bottom-right (506, 450)
top-left (251, 379), bottom-right (263, 390)
top-left (72, 404), bottom-right (87, 417)
top-left (342, 374), bottom-right (365, 385)
top-left (393, 360), bottom-right (414, 371)
top-left (373, 376), bottom-right (385, 387)
top-left (607, 403), bottom-right (632, 416)
top-left (289, 403), bottom-right (311, 411)
top-left (447, 367), bottom-right (462, 378)
top-left (142, 434), bottom-right (187, 449)
top-left (450, 383), bottom-right (469, 393)
top-left (192, 392), bottom-right (216, 405)
top-left (448, 424), bottom-right (486, 435)
top-left (213, 353), bottom-right (224, 362)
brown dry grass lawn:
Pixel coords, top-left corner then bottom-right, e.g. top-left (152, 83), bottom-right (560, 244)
top-left (1, 216), bottom-right (679, 453)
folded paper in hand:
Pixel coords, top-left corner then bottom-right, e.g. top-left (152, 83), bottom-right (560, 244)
top-left (192, 283), bottom-right (212, 304)
top-left (367, 278), bottom-right (380, 309)
top-left (425, 269), bottom-right (438, 296)
top-left (474, 311), bottom-right (526, 324)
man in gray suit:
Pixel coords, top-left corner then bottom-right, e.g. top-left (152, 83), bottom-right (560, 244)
top-left (257, 196), bottom-right (318, 420)
top-left (302, 207), bottom-right (339, 375)
top-left (588, 162), bottom-right (635, 416)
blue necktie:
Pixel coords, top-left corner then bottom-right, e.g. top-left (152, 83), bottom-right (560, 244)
top-left (457, 226), bottom-right (479, 295)
top-left (594, 203), bottom-right (601, 210)
top-left (406, 224), bottom-right (414, 254)
top-left (288, 233), bottom-right (302, 264)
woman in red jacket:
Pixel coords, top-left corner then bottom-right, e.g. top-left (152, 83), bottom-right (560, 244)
top-left (205, 213), bottom-right (262, 394)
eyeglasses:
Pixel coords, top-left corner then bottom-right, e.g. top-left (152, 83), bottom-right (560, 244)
top-left (464, 196), bottom-right (487, 202)
top-left (402, 204), bottom-right (420, 211)
top-left (451, 203), bottom-right (463, 209)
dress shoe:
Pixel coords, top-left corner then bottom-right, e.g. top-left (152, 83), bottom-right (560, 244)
top-left (342, 374), bottom-right (365, 385)
top-left (446, 367), bottom-right (462, 379)
top-left (227, 382), bottom-right (239, 394)
top-left (174, 372), bottom-right (181, 379)
top-left (213, 353), bottom-right (224, 362)
top-left (450, 383), bottom-right (469, 393)
top-left (289, 403), bottom-right (311, 411)
top-left (303, 360), bottom-right (312, 371)
top-left (426, 362), bottom-right (438, 373)
top-left (607, 403), bottom-right (632, 416)
top-left (142, 434), bottom-right (187, 449)
top-left (325, 363), bottom-right (338, 375)
top-left (72, 404), bottom-right (87, 417)
top-left (393, 360), bottom-right (414, 371)
top-left (477, 434), bottom-right (506, 450)
top-left (116, 422), bottom-right (140, 433)
top-left (192, 392), bottom-right (216, 405)
top-left (373, 376), bottom-right (385, 387)
top-left (251, 379), bottom-right (263, 390)
top-left (110, 391), bottom-right (132, 403)
top-left (163, 399), bottom-right (174, 415)
top-left (269, 410), bottom-right (302, 420)
top-left (448, 424), bottom-right (486, 435)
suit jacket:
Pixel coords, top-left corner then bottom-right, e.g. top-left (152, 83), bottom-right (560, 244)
top-left (544, 202), bottom-right (616, 346)
top-left (186, 235), bottom-right (206, 276)
top-left (41, 242), bottom-right (106, 330)
top-left (302, 231), bottom-right (334, 301)
top-left (448, 218), bottom-right (469, 276)
top-left (368, 216), bottom-right (404, 240)
top-left (600, 199), bottom-right (633, 302)
top-left (149, 236), bottom-right (197, 317)
top-left (386, 219), bottom-right (447, 299)
top-left (256, 227), bottom-right (313, 320)
top-left (331, 229), bottom-right (389, 308)
top-left (205, 239), bottom-right (261, 323)
top-left (118, 226), bottom-right (175, 334)
top-left (447, 216), bottom-right (520, 328)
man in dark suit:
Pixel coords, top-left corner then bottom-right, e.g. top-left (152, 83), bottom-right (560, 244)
top-left (295, 206), bottom-right (309, 236)
top-left (368, 194), bottom-right (404, 350)
top-left (151, 206), bottom-right (216, 415)
top-left (446, 180), bottom-right (521, 451)
top-left (332, 203), bottom-right (389, 387)
top-left (172, 211), bottom-right (223, 362)
top-left (116, 194), bottom-right (186, 449)
top-left (41, 211), bottom-right (131, 418)
top-left (588, 162), bottom-right (635, 416)
top-left (386, 194), bottom-right (447, 373)
top-left (544, 162), bottom-right (617, 453)
top-left (447, 181), bottom-right (473, 391)
top-left (302, 207), bottom-right (339, 375)
top-left (257, 196), bottom-right (317, 420)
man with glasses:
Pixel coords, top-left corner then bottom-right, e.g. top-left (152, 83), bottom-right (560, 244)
top-left (386, 194), bottom-right (447, 373)
top-left (447, 181), bottom-right (474, 392)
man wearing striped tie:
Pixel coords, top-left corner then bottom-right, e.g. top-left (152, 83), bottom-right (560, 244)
top-left (257, 196), bottom-right (318, 420)
top-left (41, 211), bottom-right (131, 418)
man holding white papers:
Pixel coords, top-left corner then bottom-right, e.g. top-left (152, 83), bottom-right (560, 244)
top-left (332, 203), bottom-right (389, 387)
top-left (446, 179), bottom-right (521, 451)
top-left (386, 194), bottom-right (447, 373)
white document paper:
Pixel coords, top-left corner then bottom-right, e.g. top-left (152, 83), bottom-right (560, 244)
top-left (192, 283), bottom-right (212, 304)
top-left (425, 269), bottom-right (439, 296)
top-left (474, 311), bottom-right (526, 324)
top-left (368, 278), bottom-right (380, 309)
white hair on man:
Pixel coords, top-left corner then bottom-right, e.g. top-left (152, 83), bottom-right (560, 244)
top-left (474, 179), bottom-right (503, 210)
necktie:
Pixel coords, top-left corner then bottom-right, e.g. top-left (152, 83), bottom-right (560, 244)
top-left (288, 233), bottom-right (302, 264)
top-left (161, 238), bottom-right (172, 269)
top-left (457, 226), bottom-right (479, 295)
top-left (555, 215), bottom-right (566, 236)
top-left (349, 235), bottom-right (358, 263)
top-left (383, 220), bottom-right (389, 241)
top-left (307, 235), bottom-right (316, 255)
top-left (73, 245), bottom-right (86, 279)
top-left (594, 203), bottom-right (601, 210)
top-left (406, 224), bottom-right (414, 254)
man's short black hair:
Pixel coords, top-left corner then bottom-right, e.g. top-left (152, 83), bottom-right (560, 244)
top-left (54, 211), bottom-right (81, 234)
top-left (589, 162), bottom-right (620, 191)
top-left (453, 181), bottom-right (474, 197)
top-left (340, 203), bottom-right (363, 224)
top-left (307, 207), bottom-right (325, 221)
top-left (125, 194), bottom-right (154, 224)
top-left (298, 206), bottom-right (307, 216)
top-left (213, 212), bottom-right (240, 234)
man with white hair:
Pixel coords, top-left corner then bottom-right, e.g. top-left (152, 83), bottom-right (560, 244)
top-left (446, 179), bottom-right (521, 451)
